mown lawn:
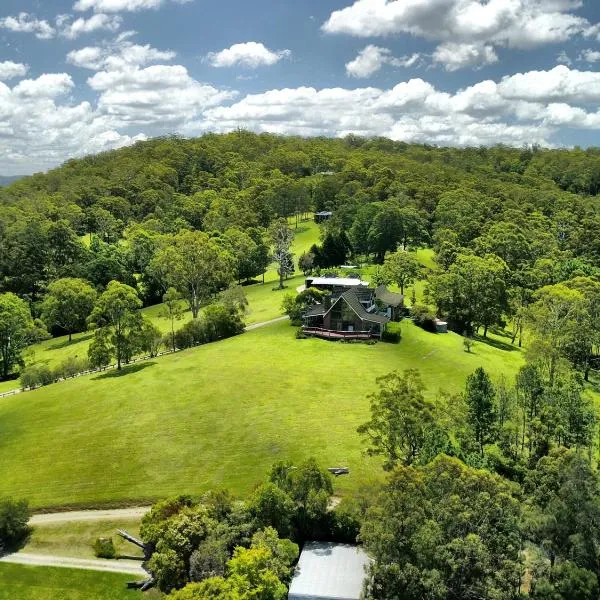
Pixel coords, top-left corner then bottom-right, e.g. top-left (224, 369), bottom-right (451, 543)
top-left (24, 519), bottom-right (143, 561)
top-left (0, 320), bottom-right (523, 509)
top-left (0, 564), bottom-right (143, 600)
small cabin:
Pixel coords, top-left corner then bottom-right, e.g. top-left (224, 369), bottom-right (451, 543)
top-left (288, 542), bottom-right (370, 600)
top-left (314, 211), bottom-right (333, 223)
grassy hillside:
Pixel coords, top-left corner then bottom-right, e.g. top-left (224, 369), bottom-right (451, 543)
top-left (0, 320), bottom-right (523, 509)
top-left (0, 564), bottom-right (143, 600)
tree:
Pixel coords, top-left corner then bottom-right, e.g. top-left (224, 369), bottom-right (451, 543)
top-left (382, 250), bottom-right (421, 295)
top-left (161, 287), bottom-right (185, 352)
top-left (41, 278), bottom-right (97, 342)
top-left (464, 367), bottom-right (497, 454)
top-left (88, 326), bottom-right (112, 369)
top-left (138, 319), bottom-right (163, 358)
top-left (427, 253), bottom-right (509, 336)
top-left (361, 456), bottom-right (522, 600)
top-left (151, 231), bottom-right (234, 319)
top-left (268, 218), bottom-right (294, 290)
top-left (0, 498), bottom-right (30, 553)
top-left (525, 284), bottom-right (587, 386)
top-left (298, 251), bottom-right (315, 276)
top-left (0, 293), bottom-right (32, 379)
top-left (88, 281), bottom-right (143, 370)
top-left (357, 369), bottom-right (435, 469)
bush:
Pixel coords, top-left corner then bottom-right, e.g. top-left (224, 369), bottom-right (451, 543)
top-left (0, 498), bottom-right (30, 553)
top-left (175, 303), bottom-right (245, 349)
top-left (382, 330), bottom-right (401, 344)
top-left (20, 364), bottom-right (54, 389)
top-left (295, 329), bottom-right (307, 339)
top-left (410, 304), bottom-right (437, 333)
top-left (54, 356), bottom-right (90, 379)
top-left (93, 537), bottom-right (116, 559)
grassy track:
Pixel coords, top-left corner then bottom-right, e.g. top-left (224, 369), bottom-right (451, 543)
top-left (0, 320), bottom-right (523, 509)
top-left (0, 564), bottom-right (142, 600)
top-left (24, 519), bottom-right (143, 561)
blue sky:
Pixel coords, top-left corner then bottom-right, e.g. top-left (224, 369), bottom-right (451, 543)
top-left (2, 0), bottom-right (600, 174)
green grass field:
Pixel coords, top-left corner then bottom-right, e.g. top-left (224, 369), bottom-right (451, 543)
top-left (0, 564), bottom-right (144, 600)
top-left (24, 519), bottom-right (143, 560)
top-left (0, 320), bottom-right (523, 509)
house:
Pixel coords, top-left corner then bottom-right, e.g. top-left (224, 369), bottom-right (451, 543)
top-left (305, 276), bottom-right (369, 294)
top-left (314, 211), bottom-right (333, 223)
top-left (288, 542), bottom-right (370, 600)
top-left (302, 286), bottom-right (393, 340)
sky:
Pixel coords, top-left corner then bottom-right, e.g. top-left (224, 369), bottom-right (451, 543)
top-left (2, 0), bottom-right (600, 175)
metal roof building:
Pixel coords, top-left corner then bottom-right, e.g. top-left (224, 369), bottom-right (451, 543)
top-left (288, 542), bottom-right (370, 600)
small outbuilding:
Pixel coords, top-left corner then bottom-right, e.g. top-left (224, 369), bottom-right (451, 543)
top-left (314, 211), bottom-right (333, 223)
top-left (288, 542), bottom-right (370, 600)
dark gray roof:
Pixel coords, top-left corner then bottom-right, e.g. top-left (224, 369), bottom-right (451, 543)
top-left (340, 290), bottom-right (390, 324)
top-left (375, 285), bottom-right (404, 307)
top-left (304, 304), bottom-right (327, 317)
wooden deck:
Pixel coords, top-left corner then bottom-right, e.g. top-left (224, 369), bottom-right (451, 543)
top-left (302, 327), bottom-right (376, 340)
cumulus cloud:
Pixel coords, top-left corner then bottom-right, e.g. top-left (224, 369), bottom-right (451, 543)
top-left (346, 45), bottom-right (422, 78)
top-left (88, 64), bottom-right (235, 126)
top-left (0, 62), bottom-right (29, 81)
top-left (323, 0), bottom-right (596, 70)
top-left (497, 65), bottom-right (600, 103)
top-left (73, 0), bottom-right (191, 12)
top-left (0, 73), bottom-right (146, 175)
top-left (57, 13), bottom-right (122, 39)
top-left (0, 13), bottom-right (55, 39)
top-left (206, 42), bottom-right (291, 68)
top-left (0, 11), bottom-right (121, 39)
top-left (432, 42), bottom-right (498, 71)
top-left (67, 39), bottom-right (176, 70)
top-left (578, 49), bottom-right (600, 63)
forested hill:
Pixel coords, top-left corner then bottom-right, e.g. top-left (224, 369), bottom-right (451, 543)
top-left (1, 132), bottom-right (600, 310)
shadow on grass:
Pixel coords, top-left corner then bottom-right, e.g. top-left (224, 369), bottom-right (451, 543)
top-left (46, 332), bottom-right (94, 351)
top-left (474, 335), bottom-right (519, 353)
top-left (92, 362), bottom-right (156, 380)
top-left (0, 528), bottom-right (31, 558)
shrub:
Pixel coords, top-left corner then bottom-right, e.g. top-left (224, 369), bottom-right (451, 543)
top-left (382, 330), bottom-right (401, 344)
top-left (410, 304), bottom-right (437, 333)
top-left (295, 329), bottom-right (307, 339)
top-left (0, 498), bottom-right (30, 553)
top-left (175, 303), bottom-right (245, 349)
top-left (20, 364), bottom-right (54, 389)
top-left (94, 537), bottom-right (116, 559)
top-left (54, 356), bottom-right (89, 379)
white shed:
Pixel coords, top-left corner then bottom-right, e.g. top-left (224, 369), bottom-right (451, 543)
top-left (288, 542), bottom-right (370, 600)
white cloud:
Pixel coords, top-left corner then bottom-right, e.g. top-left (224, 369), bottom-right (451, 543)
top-left (0, 13), bottom-right (55, 39)
top-left (57, 13), bottom-right (122, 39)
top-left (498, 65), bottom-right (600, 103)
top-left (206, 42), bottom-right (291, 69)
top-left (323, 0), bottom-right (595, 69)
top-left (67, 39), bottom-right (176, 70)
top-left (557, 50), bottom-right (572, 65)
top-left (0, 62), bottom-right (29, 81)
top-left (0, 12), bottom-right (121, 39)
top-left (88, 64), bottom-right (235, 126)
top-left (345, 45), bottom-right (422, 78)
top-left (578, 48), bottom-right (600, 63)
top-left (432, 42), bottom-right (498, 71)
top-left (73, 0), bottom-right (191, 12)
top-left (13, 73), bottom-right (74, 98)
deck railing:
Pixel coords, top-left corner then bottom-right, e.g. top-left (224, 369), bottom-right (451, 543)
top-left (302, 327), bottom-right (376, 340)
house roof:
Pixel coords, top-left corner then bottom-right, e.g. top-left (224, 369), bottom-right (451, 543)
top-left (375, 285), bottom-right (404, 307)
top-left (339, 289), bottom-right (390, 324)
top-left (304, 304), bottom-right (327, 317)
top-left (288, 542), bottom-right (371, 600)
top-left (306, 277), bottom-right (369, 288)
